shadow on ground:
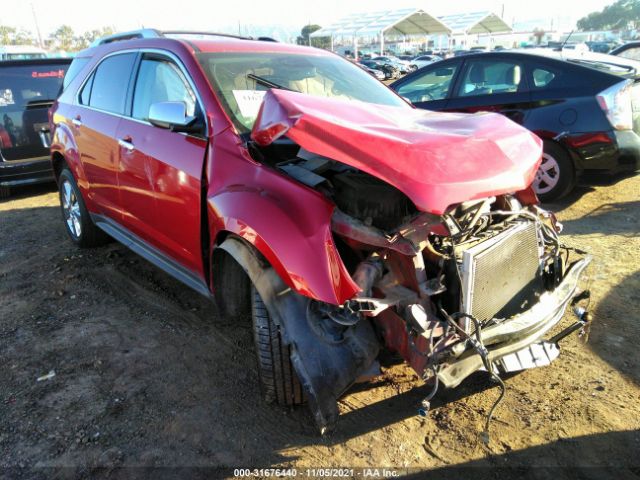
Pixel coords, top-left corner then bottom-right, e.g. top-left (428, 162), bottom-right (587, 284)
top-left (401, 429), bottom-right (640, 480)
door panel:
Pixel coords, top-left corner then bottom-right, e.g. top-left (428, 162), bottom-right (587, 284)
top-left (117, 53), bottom-right (207, 275)
top-left (119, 124), bottom-right (206, 274)
top-left (74, 108), bottom-right (122, 218)
top-left (75, 52), bottom-right (137, 220)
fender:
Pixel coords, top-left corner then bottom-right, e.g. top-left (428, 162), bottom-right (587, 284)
top-left (217, 236), bottom-right (380, 433)
top-left (208, 186), bottom-right (358, 305)
top-left (50, 120), bottom-right (90, 190)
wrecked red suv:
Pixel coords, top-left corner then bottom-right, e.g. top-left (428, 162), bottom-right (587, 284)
top-left (50, 30), bottom-right (592, 433)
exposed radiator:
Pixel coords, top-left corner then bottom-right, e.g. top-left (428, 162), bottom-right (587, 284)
top-left (458, 221), bottom-right (542, 328)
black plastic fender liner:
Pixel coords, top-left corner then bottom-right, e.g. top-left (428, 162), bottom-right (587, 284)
top-left (216, 236), bottom-right (381, 433)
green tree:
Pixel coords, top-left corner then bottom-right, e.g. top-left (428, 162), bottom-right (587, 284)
top-left (0, 26), bottom-right (16, 45)
top-left (48, 25), bottom-right (76, 51)
top-left (75, 27), bottom-right (116, 50)
top-left (296, 24), bottom-right (330, 49)
top-left (577, 0), bottom-right (640, 30)
top-left (0, 26), bottom-right (37, 45)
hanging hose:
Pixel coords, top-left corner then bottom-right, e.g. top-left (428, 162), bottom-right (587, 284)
top-left (439, 308), bottom-right (507, 445)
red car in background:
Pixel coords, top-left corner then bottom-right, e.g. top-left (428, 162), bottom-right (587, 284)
top-left (50, 30), bottom-right (592, 434)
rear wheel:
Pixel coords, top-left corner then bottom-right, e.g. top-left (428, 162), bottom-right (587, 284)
top-left (533, 142), bottom-right (576, 202)
top-left (58, 168), bottom-right (108, 247)
top-left (251, 285), bottom-right (305, 406)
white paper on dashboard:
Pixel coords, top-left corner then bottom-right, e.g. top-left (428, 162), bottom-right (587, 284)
top-left (232, 90), bottom-right (267, 118)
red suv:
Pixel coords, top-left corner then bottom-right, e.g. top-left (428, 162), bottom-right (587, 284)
top-left (50, 30), bottom-right (592, 433)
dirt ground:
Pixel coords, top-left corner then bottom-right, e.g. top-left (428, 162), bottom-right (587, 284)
top-left (1, 174), bottom-right (639, 479)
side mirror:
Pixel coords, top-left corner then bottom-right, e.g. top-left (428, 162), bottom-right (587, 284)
top-left (148, 101), bottom-right (196, 131)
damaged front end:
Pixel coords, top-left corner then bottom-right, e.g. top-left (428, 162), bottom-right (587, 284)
top-left (243, 90), bottom-right (592, 434)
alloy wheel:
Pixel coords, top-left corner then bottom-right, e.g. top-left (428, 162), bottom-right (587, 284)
top-left (62, 180), bottom-right (82, 238)
top-left (533, 153), bottom-right (560, 195)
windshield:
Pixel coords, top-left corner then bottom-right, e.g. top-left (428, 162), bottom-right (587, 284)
top-left (197, 51), bottom-right (407, 133)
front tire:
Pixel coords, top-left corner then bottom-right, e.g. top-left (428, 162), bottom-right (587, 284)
top-left (251, 285), bottom-right (305, 406)
top-left (533, 142), bottom-right (576, 202)
top-left (58, 168), bottom-right (108, 247)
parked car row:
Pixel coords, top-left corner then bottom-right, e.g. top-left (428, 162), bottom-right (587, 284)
top-left (39, 29), bottom-right (596, 435)
top-left (391, 49), bottom-right (640, 200)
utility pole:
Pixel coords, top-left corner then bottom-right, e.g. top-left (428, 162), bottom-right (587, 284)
top-left (31, 2), bottom-right (44, 48)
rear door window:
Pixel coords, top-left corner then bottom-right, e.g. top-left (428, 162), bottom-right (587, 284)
top-left (0, 62), bottom-right (69, 160)
top-left (456, 60), bottom-right (526, 97)
top-left (85, 53), bottom-right (136, 114)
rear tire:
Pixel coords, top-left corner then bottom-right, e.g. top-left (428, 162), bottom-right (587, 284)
top-left (533, 142), bottom-right (576, 202)
top-left (58, 168), bottom-right (109, 248)
top-left (251, 285), bottom-right (305, 406)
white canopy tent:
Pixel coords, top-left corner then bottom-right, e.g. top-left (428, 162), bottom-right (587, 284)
top-left (310, 8), bottom-right (451, 59)
top-left (437, 11), bottom-right (512, 49)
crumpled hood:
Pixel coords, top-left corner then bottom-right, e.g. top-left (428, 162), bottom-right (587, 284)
top-left (251, 89), bottom-right (543, 214)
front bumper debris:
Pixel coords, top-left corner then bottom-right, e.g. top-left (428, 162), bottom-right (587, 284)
top-left (438, 256), bottom-right (591, 388)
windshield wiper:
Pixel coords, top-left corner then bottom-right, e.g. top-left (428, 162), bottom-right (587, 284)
top-left (247, 73), bottom-right (293, 91)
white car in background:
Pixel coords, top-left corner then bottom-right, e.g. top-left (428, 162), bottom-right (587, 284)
top-left (410, 54), bottom-right (442, 70)
top-left (0, 45), bottom-right (47, 61)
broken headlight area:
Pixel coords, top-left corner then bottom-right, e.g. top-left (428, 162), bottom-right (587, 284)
top-left (249, 141), bottom-right (591, 435)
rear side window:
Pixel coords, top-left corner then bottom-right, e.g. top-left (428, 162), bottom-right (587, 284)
top-left (532, 67), bottom-right (556, 88)
top-left (63, 57), bottom-right (90, 91)
top-left (83, 53), bottom-right (136, 114)
top-left (132, 57), bottom-right (196, 121)
top-left (617, 47), bottom-right (640, 61)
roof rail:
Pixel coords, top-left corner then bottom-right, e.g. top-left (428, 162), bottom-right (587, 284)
top-left (90, 29), bottom-right (162, 47)
top-left (90, 29), bottom-right (277, 48)
top-left (161, 30), bottom-right (253, 41)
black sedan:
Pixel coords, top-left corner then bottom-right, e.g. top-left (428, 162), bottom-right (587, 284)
top-left (390, 51), bottom-right (640, 200)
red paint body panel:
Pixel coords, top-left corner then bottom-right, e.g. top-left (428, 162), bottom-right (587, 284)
top-left (206, 130), bottom-right (359, 305)
top-left (116, 118), bottom-right (207, 275)
top-left (252, 90), bottom-right (543, 214)
top-left (72, 109), bottom-right (122, 218)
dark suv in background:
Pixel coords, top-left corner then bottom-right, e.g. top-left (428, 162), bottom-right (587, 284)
top-left (0, 58), bottom-right (71, 198)
top-left (391, 51), bottom-right (640, 200)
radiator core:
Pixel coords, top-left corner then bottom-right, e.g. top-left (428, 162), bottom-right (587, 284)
top-left (458, 222), bottom-right (542, 326)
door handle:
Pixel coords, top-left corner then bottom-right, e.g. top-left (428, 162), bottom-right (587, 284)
top-left (71, 116), bottom-right (82, 127)
top-left (118, 137), bottom-right (135, 152)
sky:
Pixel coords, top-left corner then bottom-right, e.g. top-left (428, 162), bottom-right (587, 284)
top-left (2, 0), bottom-right (617, 40)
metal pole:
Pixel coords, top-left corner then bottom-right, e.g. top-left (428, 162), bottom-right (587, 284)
top-left (354, 35), bottom-right (358, 61)
top-left (380, 31), bottom-right (384, 56)
top-left (30, 2), bottom-right (44, 48)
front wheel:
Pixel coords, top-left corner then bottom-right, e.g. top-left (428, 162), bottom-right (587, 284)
top-left (58, 168), bottom-right (108, 247)
top-left (251, 285), bottom-right (305, 406)
top-left (532, 142), bottom-right (576, 202)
